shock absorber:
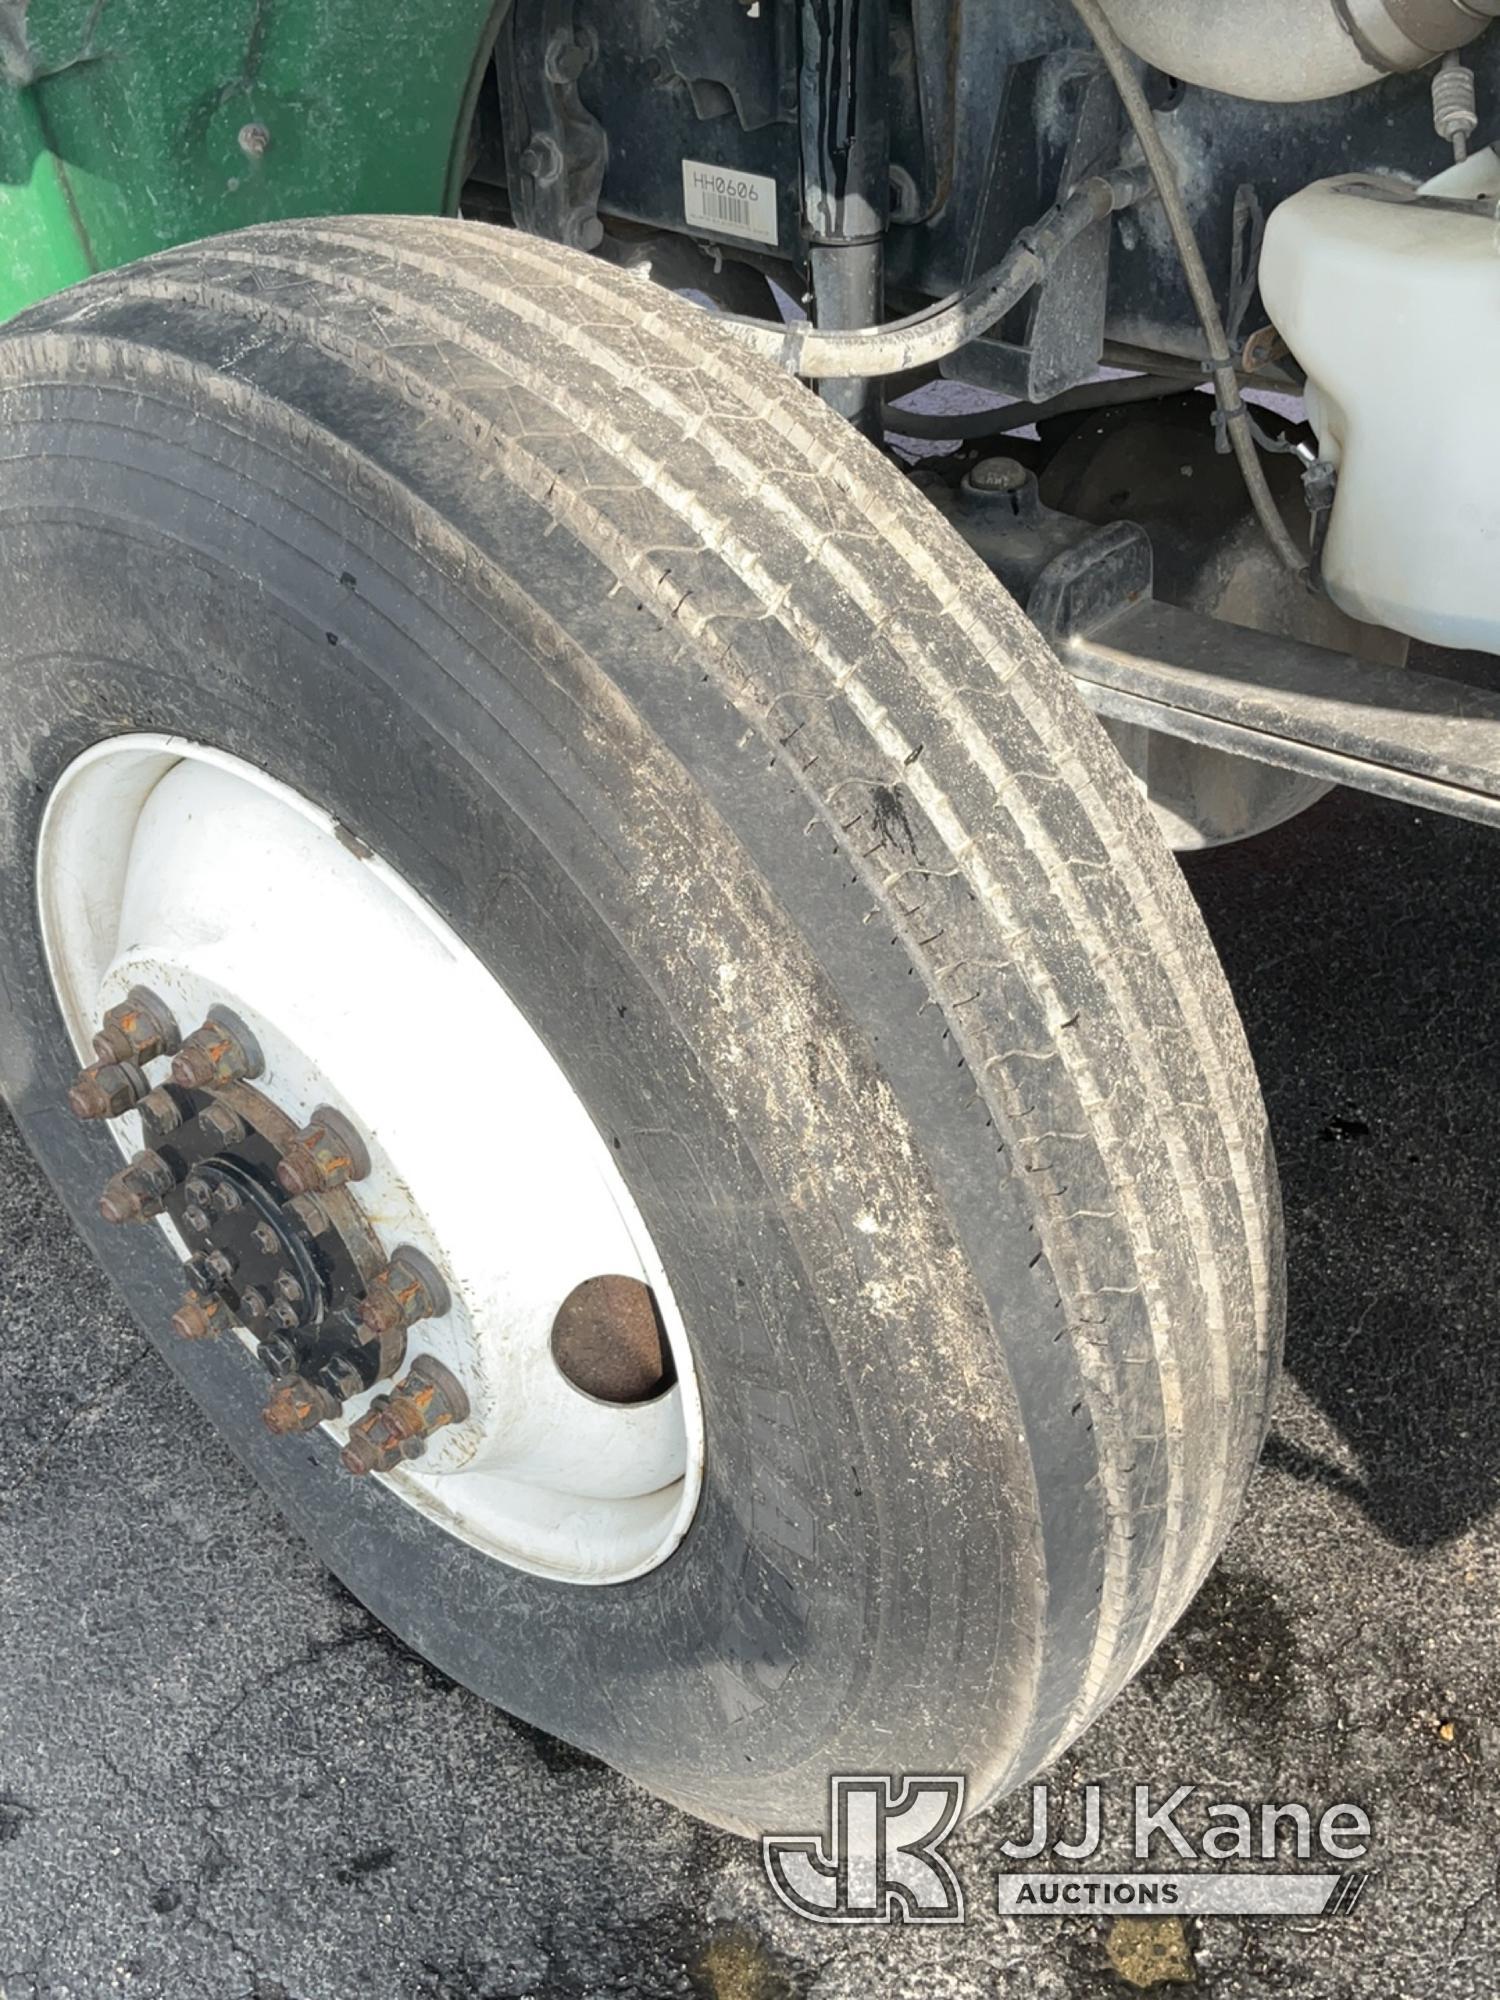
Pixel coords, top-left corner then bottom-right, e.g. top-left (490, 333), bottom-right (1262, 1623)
top-left (797, 0), bottom-right (891, 434)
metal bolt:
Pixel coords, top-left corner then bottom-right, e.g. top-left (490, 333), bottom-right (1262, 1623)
top-left (286, 1193), bottom-right (332, 1237)
top-left (968, 456), bottom-right (1030, 496)
top-left (544, 29), bottom-right (590, 82)
top-left (256, 1332), bottom-right (300, 1377)
top-left (170, 1011), bottom-right (262, 1091)
top-left (357, 1247), bottom-right (452, 1346)
top-left (199, 1102), bottom-right (246, 1147)
top-left (68, 1060), bottom-right (149, 1122)
top-left (91, 987), bottom-right (180, 1068)
top-left (517, 134), bottom-right (563, 186)
top-left (340, 1354), bottom-right (470, 1477)
top-left (137, 1085), bottom-right (190, 1143)
top-left (205, 1248), bottom-right (237, 1285)
top-left (241, 1288), bottom-right (269, 1320)
top-left (237, 121), bottom-right (271, 159)
top-left (99, 1150), bottom-right (177, 1225)
top-left (252, 1222), bottom-right (279, 1255)
top-left (273, 1270), bottom-right (303, 1306)
top-left (275, 1106), bottom-right (370, 1198)
top-left (212, 1182), bottom-right (242, 1214)
top-left (262, 1377), bottom-right (340, 1435)
top-left (269, 1301), bottom-right (299, 1331)
top-left (183, 1257), bottom-right (215, 1294)
top-left (314, 1355), bottom-right (365, 1403)
top-left (171, 1291), bottom-right (223, 1341)
top-left (184, 1175), bottom-right (212, 1206)
top-left (182, 1204), bottom-right (211, 1234)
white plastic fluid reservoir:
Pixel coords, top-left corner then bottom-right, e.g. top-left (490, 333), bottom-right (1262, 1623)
top-left (1259, 155), bottom-right (1500, 651)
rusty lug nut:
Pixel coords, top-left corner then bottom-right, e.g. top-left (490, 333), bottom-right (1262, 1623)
top-left (275, 1106), bottom-right (370, 1198)
top-left (171, 1291), bottom-right (223, 1341)
top-left (357, 1246), bottom-right (451, 1347)
top-left (251, 1222), bottom-right (279, 1255)
top-left (136, 1085), bottom-right (191, 1143)
top-left (98, 1150), bottom-right (177, 1225)
top-left (273, 1270), bottom-right (303, 1306)
top-left (340, 1354), bottom-right (469, 1477)
top-left (262, 1380), bottom-right (335, 1435)
top-left (91, 986), bottom-right (180, 1068)
top-left (68, 1059), bottom-right (149, 1122)
top-left (241, 1287), bottom-right (269, 1320)
top-left (170, 1009), bottom-right (262, 1091)
top-left (212, 1182), bottom-right (242, 1214)
top-left (184, 1174), bottom-right (212, 1205)
top-left (262, 1377), bottom-right (340, 1436)
top-left (205, 1248), bottom-right (237, 1285)
top-left (199, 1101), bottom-right (246, 1147)
top-left (182, 1204), bottom-right (211, 1234)
top-left (269, 1301), bottom-right (299, 1331)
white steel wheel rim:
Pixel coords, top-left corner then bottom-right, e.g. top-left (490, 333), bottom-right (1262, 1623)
top-left (37, 735), bottom-right (706, 1585)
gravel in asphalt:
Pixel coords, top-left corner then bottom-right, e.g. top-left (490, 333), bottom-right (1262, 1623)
top-left (1, 782), bottom-right (1497, 2000)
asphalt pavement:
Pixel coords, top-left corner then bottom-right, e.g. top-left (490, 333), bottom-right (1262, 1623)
top-left (2, 779), bottom-right (1498, 2000)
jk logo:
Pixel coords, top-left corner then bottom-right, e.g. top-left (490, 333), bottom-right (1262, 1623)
top-left (761, 1775), bottom-right (966, 1924)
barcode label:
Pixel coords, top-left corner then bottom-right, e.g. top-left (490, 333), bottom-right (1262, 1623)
top-left (682, 160), bottom-right (779, 247)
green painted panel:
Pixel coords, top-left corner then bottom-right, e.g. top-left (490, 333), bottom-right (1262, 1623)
top-left (0, 0), bottom-right (501, 321)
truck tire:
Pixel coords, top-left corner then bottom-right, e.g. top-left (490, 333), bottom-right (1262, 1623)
top-left (0, 221), bottom-right (1282, 1835)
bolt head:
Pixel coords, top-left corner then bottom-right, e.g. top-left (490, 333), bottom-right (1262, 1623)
top-left (212, 1182), bottom-right (241, 1214)
top-left (252, 1222), bottom-right (279, 1255)
top-left (968, 455), bottom-right (1030, 496)
top-left (273, 1270), bottom-right (303, 1306)
top-left (183, 1203), bottom-right (211, 1234)
top-left (256, 1333), bottom-right (299, 1378)
top-left (241, 1288), bottom-right (269, 1319)
top-left (205, 1249), bottom-right (236, 1283)
top-left (269, 1301), bottom-right (299, 1331)
top-left (238, 121), bottom-right (271, 158)
top-left (171, 1293), bottom-right (221, 1341)
top-left (68, 1061), bottom-right (148, 1121)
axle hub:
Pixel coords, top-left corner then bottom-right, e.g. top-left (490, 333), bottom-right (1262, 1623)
top-left (69, 989), bottom-right (462, 1461)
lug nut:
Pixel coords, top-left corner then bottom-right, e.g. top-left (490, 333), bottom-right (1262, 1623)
top-left (205, 1248), bottom-right (237, 1284)
top-left (256, 1332), bottom-right (300, 1377)
top-left (241, 1287), bottom-right (269, 1320)
top-left (262, 1377), bottom-right (340, 1435)
top-left (314, 1355), bottom-right (365, 1403)
top-left (357, 1247), bottom-right (451, 1346)
top-left (92, 987), bottom-right (180, 1068)
top-left (182, 1203), bottom-right (211, 1234)
top-left (212, 1182), bottom-right (242, 1214)
top-left (286, 1193), bottom-right (332, 1237)
top-left (137, 1085), bottom-right (191, 1143)
top-left (269, 1301), bottom-right (299, 1331)
top-left (199, 1102), bottom-right (246, 1146)
top-left (252, 1222), bottom-right (280, 1255)
top-left (170, 1010), bottom-right (262, 1090)
top-left (68, 1060), bottom-right (149, 1122)
top-left (98, 1150), bottom-right (177, 1225)
top-left (275, 1107), bottom-right (370, 1197)
top-left (183, 1257), bottom-right (215, 1293)
top-left (184, 1175), bottom-right (211, 1205)
top-left (171, 1291), bottom-right (223, 1341)
top-left (340, 1354), bottom-right (469, 1477)
top-left (273, 1270), bottom-right (303, 1306)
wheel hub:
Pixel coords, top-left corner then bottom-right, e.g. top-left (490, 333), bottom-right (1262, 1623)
top-left (38, 736), bottom-right (704, 1583)
top-left (69, 987), bottom-right (467, 1474)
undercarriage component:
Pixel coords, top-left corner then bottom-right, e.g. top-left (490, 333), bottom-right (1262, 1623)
top-left (1098, 0), bottom-right (1500, 102)
top-left (1047, 592), bottom-right (1500, 833)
